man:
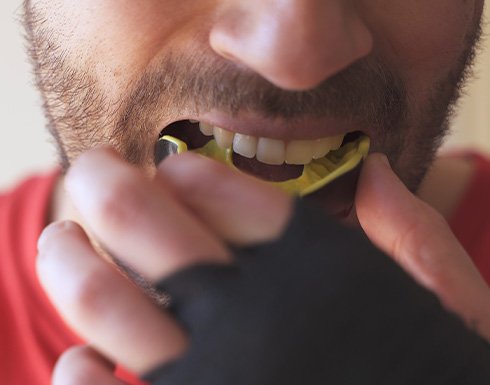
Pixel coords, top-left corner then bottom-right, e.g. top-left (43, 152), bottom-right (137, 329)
top-left (3, 0), bottom-right (490, 384)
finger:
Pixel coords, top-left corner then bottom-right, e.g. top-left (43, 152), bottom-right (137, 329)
top-left (37, 221), bottom-right (188, 375)
top-left (157, 152), bottom-right (293, 246)
top-left (356, 153), bottom-right (490, 339)
top-left (53, 346), bottom-right (127, 385)
top-left (65, 147), bottom-right (230, 281)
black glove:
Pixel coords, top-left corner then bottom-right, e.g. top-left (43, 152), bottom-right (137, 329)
top-left (144, 199), bottom-right (490, 385)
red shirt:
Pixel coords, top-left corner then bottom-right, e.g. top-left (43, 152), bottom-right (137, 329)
top-left (0, 172), bottom-right (80, 383)
top-left (449, 154), bottom-right (490, 285)
top-left (1, 155), bottom-right (490, 384)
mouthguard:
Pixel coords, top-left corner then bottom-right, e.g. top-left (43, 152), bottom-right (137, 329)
top-left (157, 135), bottom-right (370, 196)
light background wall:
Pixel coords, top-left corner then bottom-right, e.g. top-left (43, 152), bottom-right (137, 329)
top-left (1, 1), bottom-right (489, 189)
top-left (447, 5), bottom-right (490, 151)
top-left (1, 0), bottom-right (56, 189)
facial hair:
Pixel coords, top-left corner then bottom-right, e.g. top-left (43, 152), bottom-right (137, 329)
top-left (22, 2), bottom-right (482, 194)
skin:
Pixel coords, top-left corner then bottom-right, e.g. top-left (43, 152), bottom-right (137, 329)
top-left (25, 0), bottom-right (482, 191)
top-left (38, 151), bottom-right (490, 384)
top-left (20, 0), bottom-right (490, 383)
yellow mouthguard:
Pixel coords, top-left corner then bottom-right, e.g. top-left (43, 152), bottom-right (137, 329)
top-left (159, 135), bottom-right (370, 196)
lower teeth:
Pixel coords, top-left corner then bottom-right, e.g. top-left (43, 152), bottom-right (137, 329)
top-left (155, 135), bottom-right (370, 196)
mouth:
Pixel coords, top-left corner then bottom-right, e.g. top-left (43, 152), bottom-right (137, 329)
top-left (155, 119), bottom-right (370, 197)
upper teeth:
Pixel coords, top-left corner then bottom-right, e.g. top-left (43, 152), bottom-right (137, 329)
top-left (198, 121), bottom-right (344, 166)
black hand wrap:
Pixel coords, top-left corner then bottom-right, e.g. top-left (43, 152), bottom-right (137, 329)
top-left (145, 199), bottom-right (490, 385)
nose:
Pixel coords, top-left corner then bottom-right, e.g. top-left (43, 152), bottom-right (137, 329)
top-left (209, 0), bottom-right (373, 91)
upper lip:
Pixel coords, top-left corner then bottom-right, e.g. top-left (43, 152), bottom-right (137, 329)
top-left (160, 109), bottom-right (369, 141)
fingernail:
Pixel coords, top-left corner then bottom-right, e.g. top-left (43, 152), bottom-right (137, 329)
top-left (358, 153), bottom-right (396, 203)
top-left (374, 153), bottom-right (390, 168)
top-left (37, 221), bottom-right (73, 252)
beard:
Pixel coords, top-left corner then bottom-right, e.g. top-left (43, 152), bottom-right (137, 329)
top-left (23, 3), bottom-right (482, 195)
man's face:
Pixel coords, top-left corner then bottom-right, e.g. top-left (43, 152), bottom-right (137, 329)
top-left (23, 0), bottom-right (483, 206)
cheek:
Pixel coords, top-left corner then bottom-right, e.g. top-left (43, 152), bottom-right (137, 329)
top-left (36, 0), bottom-right (209, 99)
top-left (367, 2), bottom-right (475, 97)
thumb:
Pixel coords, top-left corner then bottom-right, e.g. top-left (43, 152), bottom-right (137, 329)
top-left (356, 153), bottom-right (490, 340)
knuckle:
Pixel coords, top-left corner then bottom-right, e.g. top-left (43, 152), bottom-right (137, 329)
top-left (69, 265), bottom-right (114, 322)
top-left (393, 203), bottom-right (447, 260)
top-left (392, 220), bottom-right (419, 263)
top-left (393, 205), bottom-right (453, 289)
top-left (95, 172), bottom-right (146, 230)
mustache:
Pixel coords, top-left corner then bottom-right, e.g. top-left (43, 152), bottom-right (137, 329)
top-left (117, 50), bottom-right (408, 140)
top-left (115, 51), bottom-right (408, 165)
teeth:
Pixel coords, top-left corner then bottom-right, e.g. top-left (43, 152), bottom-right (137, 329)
top-left (233, 133), bottom-right (258, 159)
top-left (312, 135), bottom-right (344, 159)
top-left (214, 126), bottom-right (235, 149)
top-left (286, 140), bottom-right (313, 165)
top-left (196, 121), bottom-right (348, 165)
top-left (199, 122), bottom-right (214, 136)
top-left (257, 138), bottom-right (286, 165)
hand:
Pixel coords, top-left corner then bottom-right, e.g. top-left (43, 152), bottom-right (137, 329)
top-left (355, 154), bottom-right (490, 341)
top-left (36, 149), bottom-right (490, 385)
top-left (36, 147), bottom-right (293, 384)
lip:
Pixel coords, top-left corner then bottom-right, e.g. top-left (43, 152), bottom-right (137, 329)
top-left (155, 111), bottom-right (371, 203)
top-left (200, 110), bottom-right (368, 140)
top-left (158, 110), bottom-right (370, 141)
